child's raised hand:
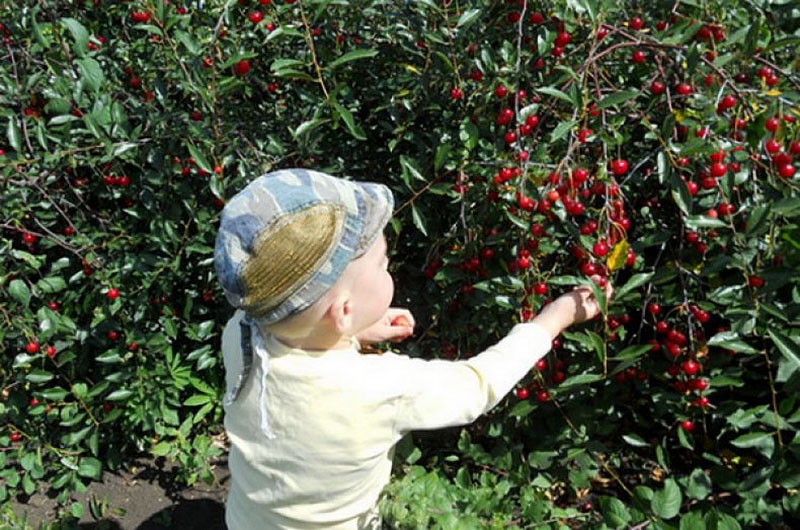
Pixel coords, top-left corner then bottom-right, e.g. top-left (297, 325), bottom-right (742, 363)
top-left (355, 308), bottom-right (415, 346)
top-left (533, 277), bottom-right (613, 339)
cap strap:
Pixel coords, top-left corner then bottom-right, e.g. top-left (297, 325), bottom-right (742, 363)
top-left (223, 315), bottom-right (256, 406)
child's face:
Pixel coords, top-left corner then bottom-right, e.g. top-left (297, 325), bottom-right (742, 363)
top-left (344, 234), bottom-right (395, 334)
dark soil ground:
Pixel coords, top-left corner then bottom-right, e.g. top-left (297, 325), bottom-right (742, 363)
top-left (10, 458), bottom-right (230, 530)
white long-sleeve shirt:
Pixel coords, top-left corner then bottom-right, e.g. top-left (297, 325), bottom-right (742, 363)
top-left (221, 310), bottom-right (552, 529)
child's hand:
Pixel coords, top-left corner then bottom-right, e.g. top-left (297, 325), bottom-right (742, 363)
top-left (533, 277), bottom-right (613, 339)
top-left (356, 308), bottom-right (415, 346)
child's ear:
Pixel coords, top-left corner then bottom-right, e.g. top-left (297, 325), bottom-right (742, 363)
top-left (327, 296), bottom-right (353, 334)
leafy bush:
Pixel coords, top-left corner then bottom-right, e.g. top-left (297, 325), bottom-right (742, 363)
top-left (2, 0), bottom-right (799, 527)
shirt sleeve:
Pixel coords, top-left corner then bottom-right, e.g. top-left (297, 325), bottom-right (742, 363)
top-left (390, 322), bottom-right (552, 434)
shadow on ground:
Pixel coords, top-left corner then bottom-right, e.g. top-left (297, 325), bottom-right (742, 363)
top-left (11, 457), bottom-right (229, 530)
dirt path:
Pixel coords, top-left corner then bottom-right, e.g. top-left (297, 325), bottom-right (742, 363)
top-left (11, 458), bottom-right (229, 530)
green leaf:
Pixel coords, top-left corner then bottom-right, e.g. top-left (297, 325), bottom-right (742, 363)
top-left (293, 118), bottom-right (328, 139)
top-left (559, 373), bottom-right (603, 388)
top-left (331, 99), bottom-right (366, 140)
top-left (183, 394), bottom-right (211, 406)
top-left (537, 86), bottom-right (576, 106)
top-left (708, 331), bottom-right (758, 354)
top-left (76, 57), bottom-right (105, 93)
top-left (151, 442), bottom-right (172, 457)
top-left (327, 48), bottom-right (378, 69)
top-left (685, 215), bottom-right (727, 229)
top-left (771, 198), bottom-right (800, 217)
top-left (78, 457), bottom-right (102, 480)
top-left (614, 272), bottom-right (655, 299)
top-left (60, 18), bottom-right (89, 57)
top-left (550, 119), bottom-right (577, 142)
top-left (651, 478), bottom-right (682, 519)
top-left (768, 330), bottom-right (800, 381)
top-left (40, 387), bottom-right (69, 401)
top-left (456, 9), bottom-right (481, 30)
top-left (36, 276), bottom-right (67, 294)
top-left (7, 117), bottom-right (22, 153)
top-left (400, 155), bottom-right (426, 182)
top-left (9, 279), bottom-right (31, 307)
top-left (187, 143), bottom-right (212, 173)
top-left (670, 175), bottom-right (692, 216)
top-left (610, 344), bottom-right (652, 361)
top-left (684, 468), bottom-right (712, 500)
top-left (622, 434), bottom-right (649, 447)
top-left (106, 389), bottom-right (134, 401)
top-left (731, 431), bottom-right (775, 458)
top-left (174, 30), bottom-right (199, 54)
top-left (746, 205), bottom-right (770, 236)
top-left (597, 90), bottom-right (640, 109)
top-left (26, 369), bottom-right (54, 384)
top-left (600, 496), bottom-right (631, 527)
top-left (411, 203), bottom-right (428, 236)
top-left (680, 511), bottom-right (707, 530)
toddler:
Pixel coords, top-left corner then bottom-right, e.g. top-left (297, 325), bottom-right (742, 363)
top-left (214, 168), bottom-right (610, 529)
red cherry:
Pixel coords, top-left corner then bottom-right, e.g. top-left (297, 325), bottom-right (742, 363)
top-left (695, 396), bottom-right (711, 407)
top-left (789, 141), bottom-right (800, 155)
top-left (581, 262), bottom-right (598, 276)
top-left (496, 108), bottom-right (514, 126)
top-left (552, 371), bottom-right (567, 384)
top-left (529, 12), bottom-right (545, 24)
top-left (107, 288), bottom-right (121, 300)
top-left (682, 360), bottom-right (702, 376)
top-left (107, 330), bottom-right (120, 341)
top-left (748, 275), bottom-right (765, 288)
top-left (765, 117), bottom-right (780, 132)
top-left (450, 87), bottom-right (464, 100)
top-left (650, 81), bottom-right (666, 95)
top-left (495, 85), bottom-right (509, 98)
top-left (26, 342), bottom-right (40, 354)
top-left (610, 159), bottom-right (629, 176)
top-left (22, 232), bottom-right (38, 245)
top-left (656, 321), bottom-right (670, 334)
top-left (131, 11), bottom-right (151, 23)
top-left (504, 130), bottom-right (517, 144)
top-left (554, 32), bottom-right (572, 47)
top-left (676, 83), bottom-right (693, 96)
top-left (516, 387), bottom-right (530, 399)
top-left (765, 138), bottom-right (782, 154)
top-left (647, 303), bottom-right (662, 315)
top-left (533, 282), bottom-right (548, 295)
top-left (709, 162), bottom-right (727, 177)
top-left (572, 167), bottom-right (590, 183)
top-left (536, 390), bottom-right (551, 403)
top-left (234, 59), bottom-right (252, 76)
top-left (680, 420), bottom-right (696, 432)
top-left (535, 358), bottom-right (548, 371)
top-left (248, 11), bottom-right (264, 24)
top-left (10, 432), bottom-right (22, 443)
top-left (631, 50), bottom-right (647, 64)
top-left (717, 94), bottom-right (737, 111)
top-left (517, 256), bottom-right (531, 269)
top-left (45, 346), bottom-right (57, 358)
top-left (391, 315), bottom-right (413, 328)
top-left (779, 164), bottom-right (797, 179)
top-left (593, 240), bottom-right (610, 258)
top-left (630, 16), bottom-right (645, 30)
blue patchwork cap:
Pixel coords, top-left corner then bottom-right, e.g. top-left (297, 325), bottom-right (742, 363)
top-left (214, 168), bottom-right (394, 324)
